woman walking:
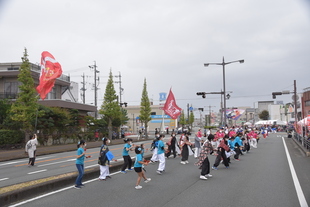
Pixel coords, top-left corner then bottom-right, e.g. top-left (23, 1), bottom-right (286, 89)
top-left (75, 140), bottom-right (91, 189)
top-left (25, 134), bottom-right (38, 167)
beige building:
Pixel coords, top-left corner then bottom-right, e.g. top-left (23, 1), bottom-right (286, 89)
top-left (124, 105), bottom-right (177, 134)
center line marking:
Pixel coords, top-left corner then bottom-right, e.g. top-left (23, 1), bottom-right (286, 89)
top-left (0, 178), bottom-right (9, 182)
top-left (27, 169), bottom-right (47, 175)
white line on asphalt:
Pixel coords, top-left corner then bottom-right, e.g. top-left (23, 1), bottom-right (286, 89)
top-left (282, 137), bottom-right (308, 207)
top-left (9, 171), bottom-right (121, 207)
top-left (27, 169), bottom-right (47, 175)
top-left (0, 177), bottom-right (9, 182)
top-left (37, 159), bottom-right (75, 167)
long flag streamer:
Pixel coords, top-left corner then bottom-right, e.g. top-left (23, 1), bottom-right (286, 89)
top-left (36, 51), bottom-right (62, 100)
top-left (163, 89), bottom-right (181, 119)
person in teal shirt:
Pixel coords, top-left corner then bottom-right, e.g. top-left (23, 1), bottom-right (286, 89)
top-left (75, 140), bottom-right (91, 189)
top-left (121, 138), bottom-right (134, 173)
top-left (134, 146), bottom-right (151, 189)
top-left (156, 135), bottom-right (166, 175)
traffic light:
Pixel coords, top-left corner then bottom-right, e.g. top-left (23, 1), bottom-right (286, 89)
top-left (196, 92), bottom-right (206, 98)
top-left (272, 92), bottom-right (282, 99)
top-left (124, 102), bottom-right (127, 107)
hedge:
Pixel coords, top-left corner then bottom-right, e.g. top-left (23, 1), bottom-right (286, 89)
top-left (0, 130), bottom-right (24, 145)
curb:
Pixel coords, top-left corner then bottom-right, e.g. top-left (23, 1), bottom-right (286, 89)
top-left (1, 154), bottom-right (151, 207)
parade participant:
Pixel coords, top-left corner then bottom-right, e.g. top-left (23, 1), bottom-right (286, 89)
top-left (134, 146), bottom-right (151, 189)
top-left (195, 135), bottom-right (214, 180)
top-left (25, 134), bottom-right (38, 167)
top-left (228, 127), bottom-right (236, 138)
top-left (233, 132), bottom-right (243, 161)
top-left (98, 137), bottom-right (113, 181)
top-left (120, 138), bottom-right (134, 173)
top-left (194, 128), bottom-right (203, 158)
top-left (150, 133), bottom-right (160, 163)
top-left (166, 133), bottom-right (177, 158)
top-left (156, 134), bottom-right (166, 175)
top-left (212, 135), bottom-right (230, 170)
top-left (75, 140), bottom-right (91, 189)
top-left (242, 131), bottom-right (250, 153)
top-left (180, 134), bottom-right (193, 164)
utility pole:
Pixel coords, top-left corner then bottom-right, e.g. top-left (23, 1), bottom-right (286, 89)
top-left (89, 61), bottom-right (99, 118)
top-left (206, 105), bottom-right (216, 126)
top-left (115, 71), bottom-right (123, 104)
top-left (80, 73), bottom-right (86, 104)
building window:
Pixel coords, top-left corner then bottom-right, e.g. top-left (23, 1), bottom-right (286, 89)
top-left (47, 88), bottom-right (56, 99)
top-left (305, 100), bottom-right (310, 106)
top-left (7, 67), bottom-right (19, 70)
top-left (151, 112), bottom-right (156, 115)
top-left (4, 82), bottom-right (19, 98)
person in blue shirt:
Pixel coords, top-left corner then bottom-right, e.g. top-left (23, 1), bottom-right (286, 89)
top-left (121, 138), bottom-right (134, 173)
top-left (75, 140), bottom-right (91, 189)
top-left (156, 134), bottom-right (166, 175)
top-left (233, 132), bottom-right (243, 161)
top-left (134, 146), bottom-right (151, 189)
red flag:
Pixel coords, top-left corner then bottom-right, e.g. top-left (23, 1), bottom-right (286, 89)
top-left (163, 89), bottom-right (182, 119)
top-left (36, 51), bottom-right (63, 100)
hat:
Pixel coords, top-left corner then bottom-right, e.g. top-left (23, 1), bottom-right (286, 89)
top-left (102, 137), bottom-right (106, 141)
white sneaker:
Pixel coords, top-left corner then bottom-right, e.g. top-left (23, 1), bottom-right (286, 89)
top-left (156, 170), bottom-right (162, 175)
top-left (144, 178), bottom-right (151, 183)
top-left (180, 161), bottom-right (186, 164)
top-left (200, 175), bottom-right (208, 180)
top-left (205, 174), bottom-right (213, 178)
top-left (185, 161), bottom-right (189, 164)
top-left (135, 185), bottom-right (142, 189)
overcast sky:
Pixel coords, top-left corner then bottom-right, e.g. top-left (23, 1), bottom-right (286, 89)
top-left (1, 0), bottom-right (310, 116)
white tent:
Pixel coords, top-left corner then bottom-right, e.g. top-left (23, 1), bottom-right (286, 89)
top-left (254, 120), bottom-right (287, 125)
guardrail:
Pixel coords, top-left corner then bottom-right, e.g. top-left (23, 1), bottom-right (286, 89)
top-left (294, 133), bottom-right (310, 152)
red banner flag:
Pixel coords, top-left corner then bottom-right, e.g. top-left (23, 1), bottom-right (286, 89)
top-left (36, 51), bottom-right (63, 100)
top-left (163, 89), bottom-right (182, 119)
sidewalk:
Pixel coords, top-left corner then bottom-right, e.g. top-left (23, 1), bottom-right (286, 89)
top-left (0, 135), bottom-right (141, 162)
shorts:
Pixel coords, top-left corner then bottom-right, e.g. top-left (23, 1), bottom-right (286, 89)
top-left (134, 167), bottom-right (142, 173)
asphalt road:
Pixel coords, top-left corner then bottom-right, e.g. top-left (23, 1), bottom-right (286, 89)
top-left (0, 140), bottom-right (154, 188)
top-left (7, 133), bottom-right (310, 207)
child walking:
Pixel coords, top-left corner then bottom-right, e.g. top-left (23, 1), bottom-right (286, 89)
top-left (134, 146), bottom-right (151, 189)
top-left (121, 138), bottom-right (134, 173)
top-left (75, 140), bottom-right (91, 189)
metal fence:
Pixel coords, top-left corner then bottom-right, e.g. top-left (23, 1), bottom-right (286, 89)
top-left (294, 133), bottom-right (310, 152)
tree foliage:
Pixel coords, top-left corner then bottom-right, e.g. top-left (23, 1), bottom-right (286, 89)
top-left (99, 70), bottom-right (121, 140)
top-left (139, 78), bottom-right (151, 138)
top-left (188, 111), bottom-right (195, 130)
top-left (10, 48), bottom-right (39, 139)
top-left (259, 110), bottom-right (269, 120)
top-left (179, 110), bottom-right (186, 126)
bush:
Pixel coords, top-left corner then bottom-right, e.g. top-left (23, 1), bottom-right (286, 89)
top-left (0, 130), bottom-right (24, 145)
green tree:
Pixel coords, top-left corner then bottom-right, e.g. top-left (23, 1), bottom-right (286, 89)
top-left (10, 48), bottom-right (39, 140)
top-left (259, 110), bottom-right (269, 120)
top-left (139, 78), bottom-right (151, 139)
top-left (99, 70), bottom-right (121, 141)
top-left (179, 110), bottom-right (186, 127)
top-left (188, 111), bottom-right (195, 130)
top-left (0, 99), bottom-right (11, 128)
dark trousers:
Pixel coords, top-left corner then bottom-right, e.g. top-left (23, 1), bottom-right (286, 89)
top-left (28, 150), bottom-right (36, 166)
top-left (166, 145), bottom-right (176, 158)
top-left (234, 148), bottom-right (241, 159)
top-left (201, 157), bottom-right (210, 176)
top-left (181, 145), bottom-right (189, 161)
top-left (121, 155), bottom-right (132, 171)
top-left (213, 148), bottom-right (229, 167)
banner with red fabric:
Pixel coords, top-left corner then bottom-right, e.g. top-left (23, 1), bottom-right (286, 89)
top-left (163, 89), bottom-right (182, 119)
top-left (36, 51), bottom-right (63, 100)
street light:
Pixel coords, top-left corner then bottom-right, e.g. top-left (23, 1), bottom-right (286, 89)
top-left (204, 57), bottom-right (244, 126)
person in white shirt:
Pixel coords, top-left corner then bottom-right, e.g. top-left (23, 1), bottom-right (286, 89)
top-left (25, 134), bottom-right (38, 167)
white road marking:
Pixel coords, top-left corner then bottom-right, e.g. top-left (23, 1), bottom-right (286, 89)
top-left (282, 137), bottom-right (308, 207)
top-left (27, 169), bottom-right (47, 175)
top-left (37, 159), bottom-right (75, 167)
top-left (0, 177), bottom-right (9, 182)
top-left (9, 171), bottom-right (121, 207)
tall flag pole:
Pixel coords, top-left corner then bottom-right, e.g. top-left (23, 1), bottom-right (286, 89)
top-left (36, 51), bottom-right (63, 100)
top-left (163, 89), bottom-right (182, 120)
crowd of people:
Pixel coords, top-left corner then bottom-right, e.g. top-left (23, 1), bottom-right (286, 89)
top-left (73, 126), bottom-right (269, 190)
